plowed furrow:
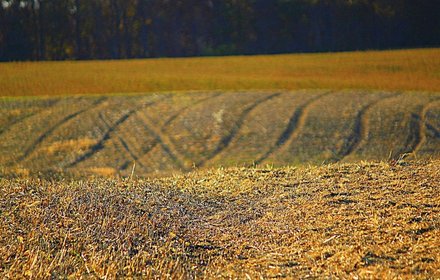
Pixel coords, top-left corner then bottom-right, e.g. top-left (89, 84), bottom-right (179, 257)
top-left (335, 93), bottom-right (401, 161)
top-left (198, 93), bottom-right (282, 167)
top-left (67, 100), bottom-right (158, 168)
top-left (15, 98), bottom-right (105, 165)
top-left (255, 92), bottom-right (330, 164)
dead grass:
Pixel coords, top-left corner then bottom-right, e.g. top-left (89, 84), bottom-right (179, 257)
top-left (87, 167), bottom-right (118, 177)
top-left (43, 138), bottom-right (97, 156)
top-left (0, 48), bottom-right (439, 97)
top-left (1, 160), bottom-right (439, 278)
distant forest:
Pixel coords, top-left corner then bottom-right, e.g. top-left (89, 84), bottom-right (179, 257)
top-left (1, 0), bottom-right (439, 61)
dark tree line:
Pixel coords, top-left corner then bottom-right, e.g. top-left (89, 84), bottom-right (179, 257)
top-left (0, 0), bottom-right (439, 61)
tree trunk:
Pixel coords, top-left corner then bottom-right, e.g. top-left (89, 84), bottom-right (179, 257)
top-left (37, 0), bottom-right (46, 59)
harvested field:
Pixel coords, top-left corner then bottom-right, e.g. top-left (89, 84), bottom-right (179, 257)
top-left (1, 90), bottom-right (440, 177)
top-left (1, 160), bottom-right (439, 278)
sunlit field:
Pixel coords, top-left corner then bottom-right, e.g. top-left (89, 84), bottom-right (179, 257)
top-left (0, 48), bottom-right (439, 97)
top-left (1, 0), bottom-right (439, 275)
top-left (1, 160), bottom-right (439, 278)
top-left (1, 91), bottom-right (439, 178)
top-left (1, 49), bottom-right (440, 279)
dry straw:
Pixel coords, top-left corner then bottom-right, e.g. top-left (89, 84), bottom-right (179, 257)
top-left (1, 159), bottom-right (439, 278)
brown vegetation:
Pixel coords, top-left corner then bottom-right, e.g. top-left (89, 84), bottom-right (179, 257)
top-left (1, 160), bottom-right (439, 278)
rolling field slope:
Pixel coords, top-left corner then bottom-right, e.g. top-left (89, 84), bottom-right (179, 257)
top-left (1, 160), bottom-right (439, 278)
top-left (1, 90), bottom-right (439, 177)
top-left (1, 50), bottom-right (439, 279)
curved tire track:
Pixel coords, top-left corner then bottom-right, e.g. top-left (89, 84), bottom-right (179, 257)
top-left (126, 92), bottom-right (224, 170)
top-left (333, 93), bottom-right (401, 162)
top-left (67, 99), bottom-right (160, 168)
top-left (426, 122), bottom-right (440, 139)
top-left (197, 92), bottom-right (282, 167)
top-left (117, 137), bottom-right (146, 169)
top-left (0, 112), bottom-right (38, 135)
top-left (136, 113), bottom-right (188, 171)
top-left (255, 91), bottom-right (330, 165)
top-left (99, 114), bottom-right (147, 170)
top-left (14, 98), bottom-right (105, 165)
top-left (120, 142), bottom-right (159, 171)
top-left (0, 99), bottom-right (60, 136)
top-left (411, 98), bottom-right (440, 156)
top-left (163, 92), bottom-right (223, 128)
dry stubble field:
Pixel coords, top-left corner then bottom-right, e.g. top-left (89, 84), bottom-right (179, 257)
top-left (1, 160), bottom-right (439, 278)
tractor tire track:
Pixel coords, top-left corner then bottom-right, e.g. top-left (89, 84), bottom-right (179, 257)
top-left (0, 112), bottom-right (38, 135)
top-left (117, 137), bottom-right (146, 169)
top-left (426, 122), bottom-right (440, 139)
top-left (0, 99), bottom-right (60, 136)
top-left (411, 98), bottom-right (440, 156)
top-left (395, 114), bottom-right (422, 159)
top-left (333, 93), bottom-right (401, 162)
top-left (122, 92), bottom-right (223, 170)
top-left (67, 99), bottom-right (161, 168)
top-left (163, 92), bottom-right (223, 128)
top-left (14, 97), bottom-right (106, 165)
top-left (120, 142), bottom-right (159, 171)
top-left (255, 91), bottom-right (331, 165)
top-left (198, 92), bottom-right (282, 167)
top-left (97, 115), bottom-right (147, 170)
top-left (136, 113), bottom-right (188, 171)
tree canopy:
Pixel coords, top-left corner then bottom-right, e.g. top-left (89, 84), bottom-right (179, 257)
top-left (0, 0), bottom-right (439, 61)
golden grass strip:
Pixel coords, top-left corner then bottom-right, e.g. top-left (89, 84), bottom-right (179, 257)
top-left (0, 48), bottom-right (439, 97)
